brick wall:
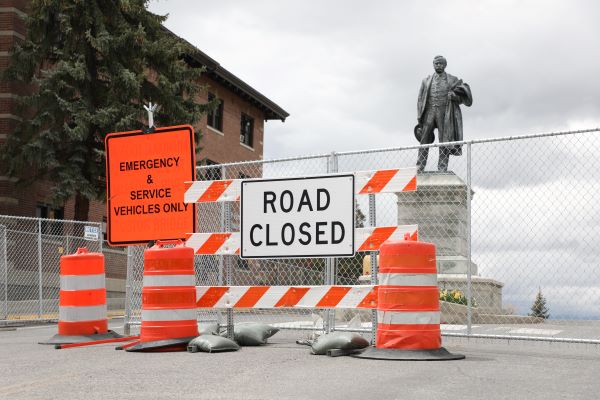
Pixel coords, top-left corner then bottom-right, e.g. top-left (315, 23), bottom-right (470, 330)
top-left (0, 2), bottom-right (281, 283)
top-left (0, 1), bottom-right (28, 215)
top-left (0, 2), bottom-right (272, 220)
top-left (195, 75), bottom-right (265, 165)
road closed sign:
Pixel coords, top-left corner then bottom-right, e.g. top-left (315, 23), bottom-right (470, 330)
top-left (105, 125), bottom-right (196, 246)
top-left (241, 175), bottom-right (355, 258)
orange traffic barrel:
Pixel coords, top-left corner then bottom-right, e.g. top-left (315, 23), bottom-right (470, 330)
top-left (41, 248), bottom-right (121, 345)
top-left (377, 238), bottom-right (441, 349)
top-left (126, 239), bottom-right (198, 352)
top-left (353, 238), bottom-right (464, 361)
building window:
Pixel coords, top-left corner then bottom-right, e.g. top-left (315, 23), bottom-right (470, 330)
top-left (240, 113), bottom-right (254, 148)
top-left (35, 204), bottom-right (64, 220)
top-left (201, 159), bottom-right (222, 181)
top-left (35, 204), bottom-right (48, 219)
top-left (36, 204), bottom-right (64, 235)
top-left (207, 93), bottom-right (223, 132)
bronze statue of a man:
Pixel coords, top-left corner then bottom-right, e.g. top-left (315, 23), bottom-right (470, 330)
top-left (415, 55), bottom-right (472, 172)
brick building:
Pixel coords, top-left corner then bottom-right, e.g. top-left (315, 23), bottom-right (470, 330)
top-left (0, 2), bottom-right (288, 307)
top-left (0, 0), bottom-right (289, 225)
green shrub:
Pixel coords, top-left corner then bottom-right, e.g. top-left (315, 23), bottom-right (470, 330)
top-left (439, 289), bottom-right (477, 307)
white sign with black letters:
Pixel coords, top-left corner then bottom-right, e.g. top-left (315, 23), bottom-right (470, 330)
top-left (84, 225), bottom-right (99, 241)
top-left (241, 175), bottom-right (355, 258)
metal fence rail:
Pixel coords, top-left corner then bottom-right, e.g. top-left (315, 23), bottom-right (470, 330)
top-left (124, 128), bottom-right (600, 343)
top-left (0, 215), bottom-right (102, 323)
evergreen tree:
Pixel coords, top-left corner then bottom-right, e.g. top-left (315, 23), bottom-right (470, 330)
top-left (355, 201), bottom-right (366, 229)
top-left (344, 201), bottom-right (366, 279)
top-left (2, 0), bottom-right (211, 220)
top-left (529, 287), bottom-right (550, 319)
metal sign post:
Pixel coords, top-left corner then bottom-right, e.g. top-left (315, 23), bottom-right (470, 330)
top-left (143, 102), bottom-right (158, 131)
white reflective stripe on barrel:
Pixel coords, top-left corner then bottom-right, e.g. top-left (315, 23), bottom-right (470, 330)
top-left (59, 305), bottom-right (107, 322)
top-left (141, 308), bottom-right (197, 321)
top-left (143, 274), bottom-right (196, 287)
top-left (377, 310), bottom-right (440, 325)
top-left (378, 273), bottom-right (438, 287)
top-left (60, 274), bottom-right (106, 291)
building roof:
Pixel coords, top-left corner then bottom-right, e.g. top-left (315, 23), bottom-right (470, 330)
top-left (167, 28), bottom-right (289, 122)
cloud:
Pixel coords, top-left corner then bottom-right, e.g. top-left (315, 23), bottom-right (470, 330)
top-left (149, 0), bottom-right (600, 319)
top-left (150, 0), bottom-right (600, 158)
top-left (472, 129), bottom-right (600, 188)
top-left (471, 174), bottom-right (600, 318)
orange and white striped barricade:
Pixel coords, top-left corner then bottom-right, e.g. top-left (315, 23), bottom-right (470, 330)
top-left (354, 225), bottom-right (418, 251)
top-left (184, 225), bottom-right (418, 255)
top-left (354, 168), bottom-right (417, 194)
top-left (352, 239), bottom-right (464, 361)
top-left (196, 285), bottom-right (377, 309)
top-left (183, 167), bottom-right (418, 204)
top-left (41, 247), bottom-right (121, 345)
top-left (126, 240), bottom-right (199, 352)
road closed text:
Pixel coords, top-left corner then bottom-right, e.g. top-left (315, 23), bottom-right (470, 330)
top-left (248, 189), bottom-right (346, 247)
top-left (241, 175), bottom-right (355, 258)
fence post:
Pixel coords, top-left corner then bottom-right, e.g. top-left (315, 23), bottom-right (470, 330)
top-left (37, 219), bottom-right (43, 318)
top-left (466, 141), bottom-right (473, 335)
top-left (325, 152), bottom-right (338, 333)
top-left (98, 222), bottom-right (103, 253)
top-left (216, 167), bottom-right (226, 332)
top-left (221, 165), bottom-right (234, 339)
top-left (368, 193), bottom-right (378, 345)
top-left (124, 246), bottom-right (133, 335)
top-left (1, 225), bottom-right (7, 319)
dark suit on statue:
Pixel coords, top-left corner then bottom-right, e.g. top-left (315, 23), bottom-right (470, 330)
top-left (416, 72), bottom-right (472, 172)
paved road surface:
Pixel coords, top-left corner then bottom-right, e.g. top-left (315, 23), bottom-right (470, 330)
top-left (1, 319), bottom-right (599, 400)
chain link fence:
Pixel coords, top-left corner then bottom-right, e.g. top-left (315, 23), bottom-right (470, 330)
top-left (125, 129), bottom-right (600, 343)
top-left (0, 216), bottom-right (103, 323)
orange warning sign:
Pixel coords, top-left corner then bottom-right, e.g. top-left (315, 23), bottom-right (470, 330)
top-left (105, 125), bottom-right (196, 246)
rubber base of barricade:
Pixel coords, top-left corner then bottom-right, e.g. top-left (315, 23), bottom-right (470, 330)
top-left (39, 330), bottom-right (122, 345)
top-left (327, 348), bottom-right (366, 357)
top-left (124, 337), bottom-right (196, 352)
top-left (350, 346), bottom-right (465, 361)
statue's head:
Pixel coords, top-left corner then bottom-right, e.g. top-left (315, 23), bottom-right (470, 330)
top-left (433, 55), bottom-right (447, 73)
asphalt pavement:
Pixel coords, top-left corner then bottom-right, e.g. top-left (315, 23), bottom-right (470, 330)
top-left (1, 319), bottom-right (599, 400)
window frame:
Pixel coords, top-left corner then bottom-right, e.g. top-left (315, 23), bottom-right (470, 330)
top-left (240, 113), bottom-right (254, 148)
top-left (207, 93), bottom-right (224, 132)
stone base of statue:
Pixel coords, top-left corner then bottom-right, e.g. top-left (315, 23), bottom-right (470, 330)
top-left (438, 274), bottom-right (503, 315)
top-left (395, 171), bottom-right (504, 313)
top-left (397, 171), bottom-right (475, 272)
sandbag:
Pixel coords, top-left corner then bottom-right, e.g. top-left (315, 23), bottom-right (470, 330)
top-left (310, 332), bottom-right (369, 355)
top-left (232, 323), bottom-right (279, 346)
top-left (198, 322), bottom-right (220, 336)
top-left (187, 335), bottom-right (240, 353)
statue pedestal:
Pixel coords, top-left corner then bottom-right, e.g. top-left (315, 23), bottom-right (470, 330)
top-left (395, 171), bottom-right (505, 314)
top-left (396, 171), bottom-right (476, 275)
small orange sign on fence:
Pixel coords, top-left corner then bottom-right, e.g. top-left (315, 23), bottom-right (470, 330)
top-left (105, 125), bottom-right (196, 246)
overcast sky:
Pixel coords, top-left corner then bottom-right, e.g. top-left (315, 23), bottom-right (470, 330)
top-left (149, 0), bottom-right (599, 159)
top-left (149, 1), bottom-right (600, 319)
